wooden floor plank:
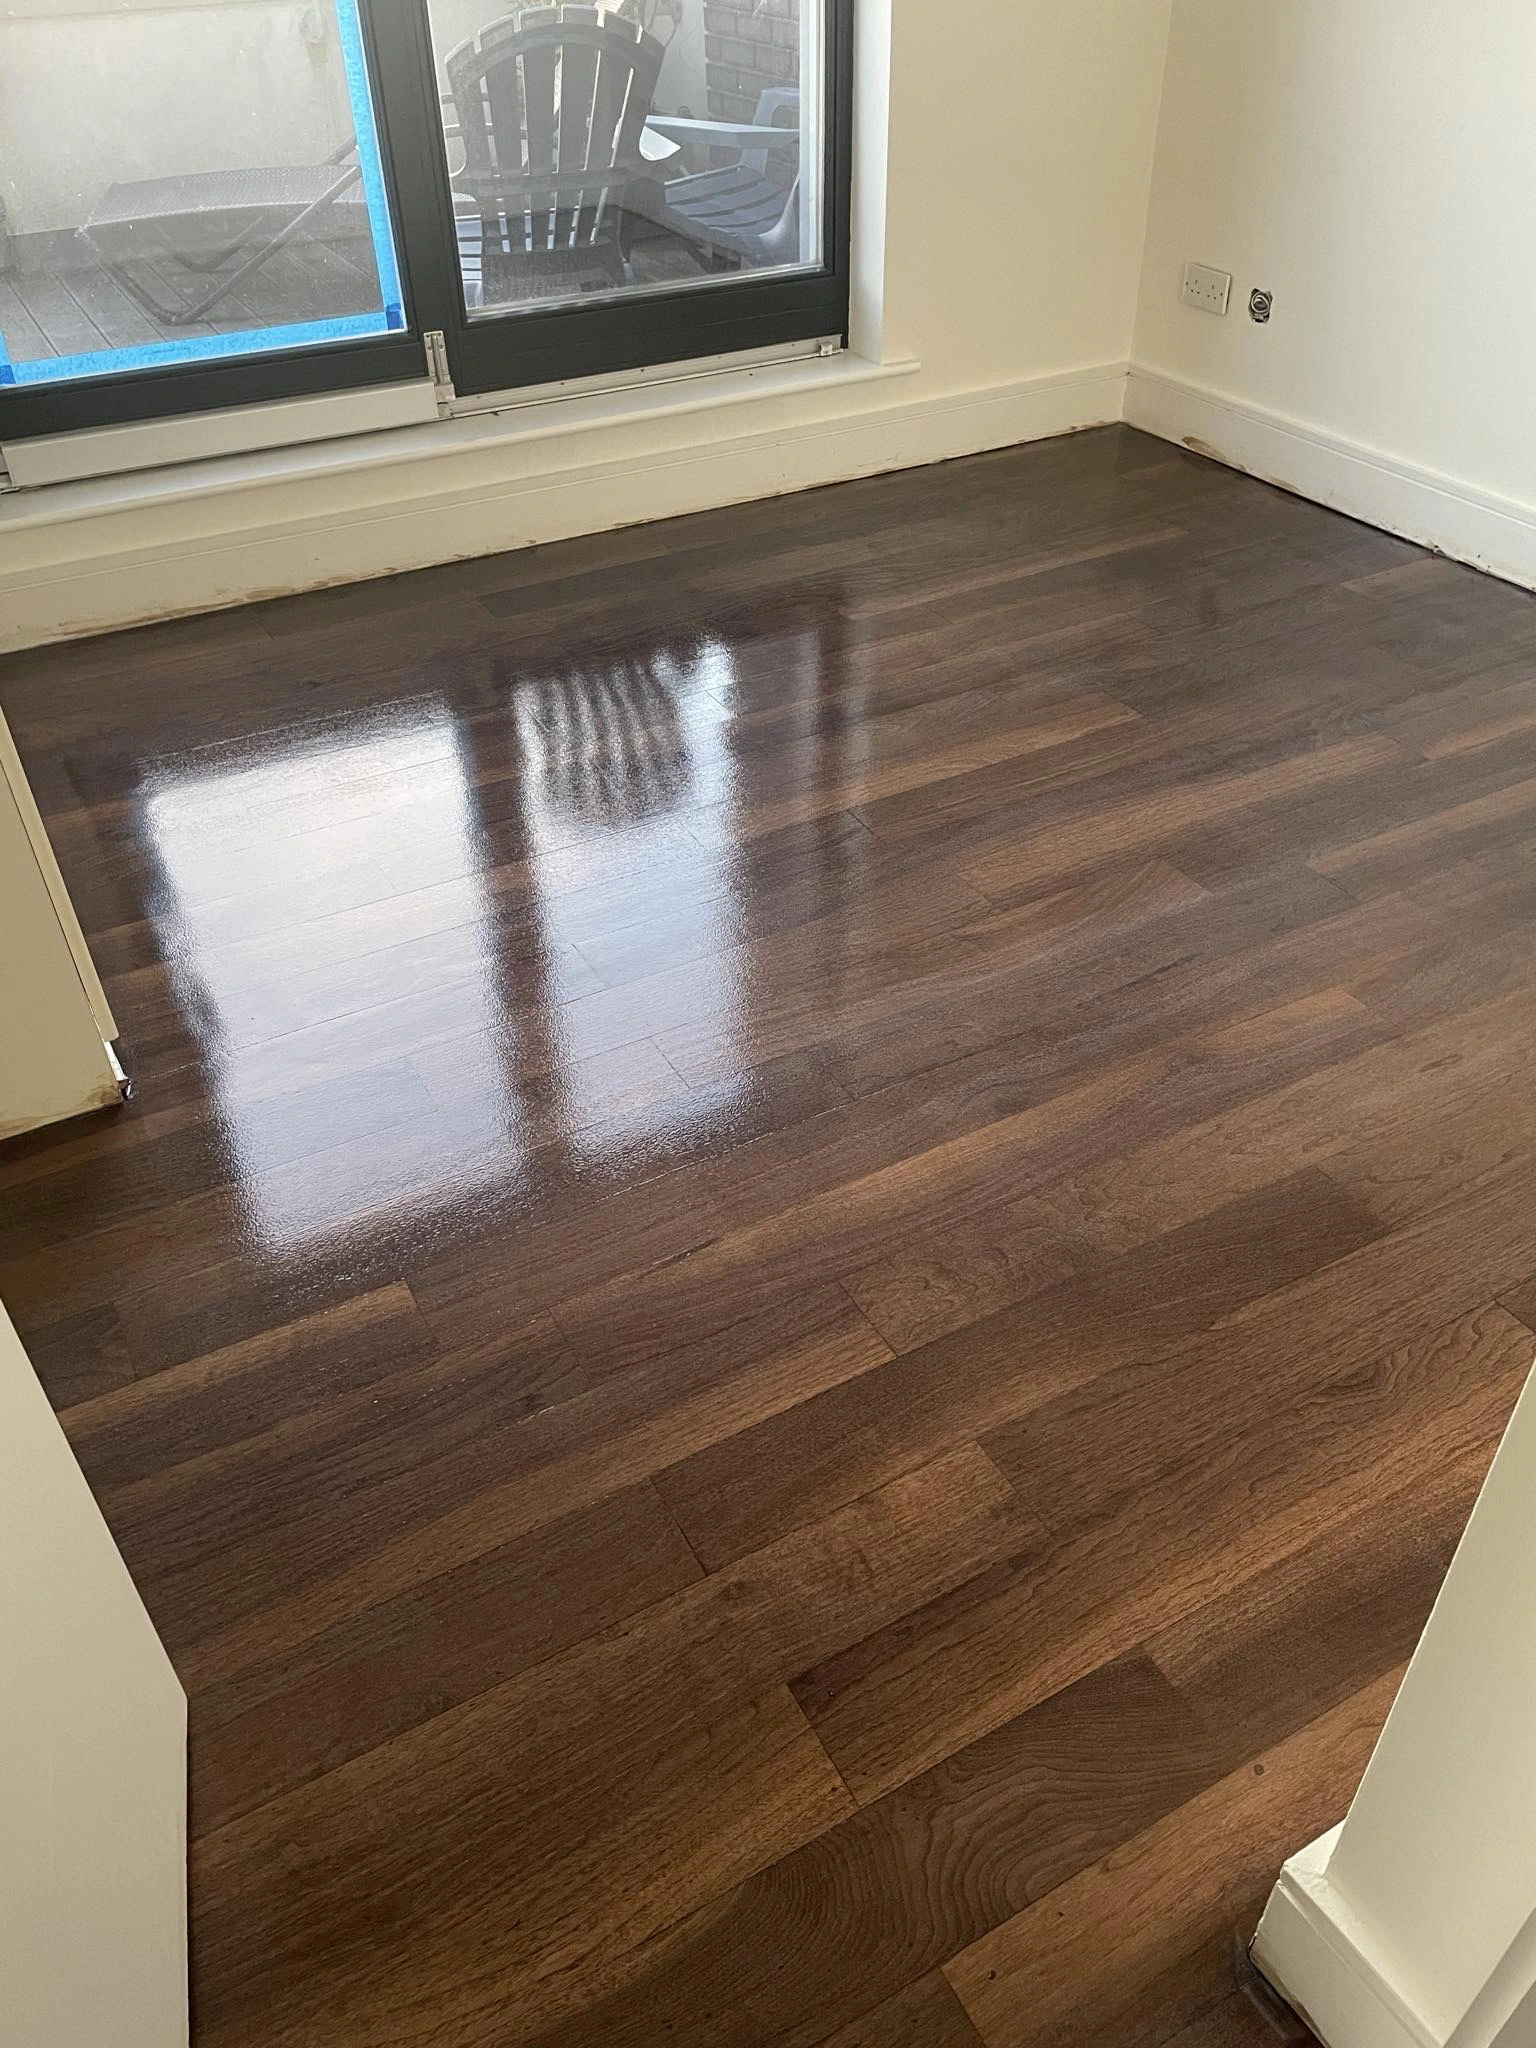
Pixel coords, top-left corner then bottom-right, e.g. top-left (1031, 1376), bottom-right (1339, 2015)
top-left (189, 1449), bottom-right (1032, 2043)
top-left (942, 1673), bottom-right (1400, 2048)
top-left (521, 1656), bottom-right (1218, 2048)
top-left (3, 427), bottom-right (1535, 2045)
top-left (796, 1305), bottom-right (1528, 1802)
top-left (816, 1975), bottom-right (989, 2048)
top-left (653, 1169), bottom-right (1383, 1572)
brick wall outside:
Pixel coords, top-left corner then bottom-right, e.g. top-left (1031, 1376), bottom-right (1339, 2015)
top-left (701, 0), bottom-right (799, 123)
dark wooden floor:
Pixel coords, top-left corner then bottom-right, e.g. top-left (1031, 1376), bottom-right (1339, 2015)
top-left (5, 425), bottom-right (1536, 2047)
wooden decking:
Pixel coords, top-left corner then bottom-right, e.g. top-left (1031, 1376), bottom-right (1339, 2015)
top-left (0, 239), bottom-right (380, 360)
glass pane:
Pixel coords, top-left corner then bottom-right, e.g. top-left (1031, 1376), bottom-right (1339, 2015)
top-left (0, 0), bottom-right (405, 389)
top-left (426, 0), bottom-right (824, 319)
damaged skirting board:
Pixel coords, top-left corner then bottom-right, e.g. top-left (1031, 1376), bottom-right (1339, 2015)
top-left (0, 359), bottom-right (1129, 652)
top-left (1125, 367), bottom-right (1536, 596)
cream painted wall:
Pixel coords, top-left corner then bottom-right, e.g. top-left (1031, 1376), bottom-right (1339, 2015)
top-left (882, 0), bottom-right (1171, 390)
top-left (1129, 0), bottom-right (1536, 581)
top-left (0, 1297), bottom-right (188, 2048)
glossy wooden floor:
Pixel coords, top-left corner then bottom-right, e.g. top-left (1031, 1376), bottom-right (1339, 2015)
top-left (5, 425), bottom-right (1536, 2048)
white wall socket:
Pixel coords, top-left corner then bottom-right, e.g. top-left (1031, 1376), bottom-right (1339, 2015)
top-left (1181, 262), bottom-right (1233, 315)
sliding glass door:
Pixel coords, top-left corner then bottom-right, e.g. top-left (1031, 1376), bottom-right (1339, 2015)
top-left (0, 0), bottom-right (851, 441)
top-left (0, 0), bottom-right (420, 432)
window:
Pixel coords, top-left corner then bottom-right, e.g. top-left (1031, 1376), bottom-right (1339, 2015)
top-left (0, 0), bottom-right (853, 443)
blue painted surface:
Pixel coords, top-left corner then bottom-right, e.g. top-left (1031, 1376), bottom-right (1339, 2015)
top-left (333, 0), bottom-right (407, 331)
top-left (0, 0), bottom-right (407, 390)
top-left (5, 310), bottom-right (397, 386)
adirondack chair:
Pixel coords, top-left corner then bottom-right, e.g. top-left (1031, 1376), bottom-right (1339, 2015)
top-left (650, 87), bottom-right (802, 270)
top-left (444, 4), bottom-right (666, 302)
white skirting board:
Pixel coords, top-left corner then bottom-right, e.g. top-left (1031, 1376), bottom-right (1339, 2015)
top-left (1125, 368), bottom-right (1536, 595)
top-left (0, 359), bottom-right (1129, 653)
top-left (1253, 1828), bottom-right (1443, 2048)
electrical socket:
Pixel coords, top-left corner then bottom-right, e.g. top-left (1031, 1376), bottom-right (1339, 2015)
top-left (1181, 262), bottom-right (1232, 316)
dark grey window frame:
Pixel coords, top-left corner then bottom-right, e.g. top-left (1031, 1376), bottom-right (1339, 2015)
top-left (0, 0), bottom-right (854, 445)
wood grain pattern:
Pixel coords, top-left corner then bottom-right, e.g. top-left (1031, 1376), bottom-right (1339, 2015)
top-left (2, 425), bottom-right (1533, 2045)
top-left (944, 1673), bottom-right (1402, 2048)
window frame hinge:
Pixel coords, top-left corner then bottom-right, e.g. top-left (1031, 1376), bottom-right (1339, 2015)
top-left (424, 330), bottom-right (456, 413)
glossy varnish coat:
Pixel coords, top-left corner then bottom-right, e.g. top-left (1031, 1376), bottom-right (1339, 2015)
top-left (3, 426), bottom-right (1536, 2046)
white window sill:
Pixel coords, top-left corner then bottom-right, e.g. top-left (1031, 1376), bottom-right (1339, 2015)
top-left (0, 347), bottom-right (920, 520)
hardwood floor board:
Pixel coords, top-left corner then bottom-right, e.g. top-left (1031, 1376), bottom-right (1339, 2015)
top-left (815, 1975), bottom-right (987, 2048)
top-left (1311, 769), bottom-right (1536, 898)
top-left (406, 1153), bottom-right (728, 1340)
top-left (106, 1242), bottom-right (412, 1384)
top-left (0, 1061), bottom-right (439, 1269)
top-left (942, 1673), bottom-right (1400, 2048)
top-left (846, 714), bottom-right (1410, 917)
top-left (190, 1479), bottom-right (701, 1834)
top-left (1497, 1267), bottom-right (1536, 1333)
top-left (822, 861), bottom-right (1352, 1103)
top-left (196, 1681), bottom-right (853, 2048)
top-left (155, 1288), bottom-right (887, 1687)
top-left (1050, 981), bottom-right (1536, 1258)
top-left (9, 427), bottom-right (1536, 2048)
top-left (654, 1169), bottom-right (1380, 1573)
top-left (960, 737), bottom-right (1405, 911)
top-left (105, 881), bottom-right (604, 1055)
top-left (1154, 1986), bottom-right (1307, 2048)
top-left (190, 1448), bottom-right (1035, 2045)
top-left (1327, 1088), bottom-right (1536, 1233)
top-left (680, 690), bottom-right (1142, 857)
top-left (1161, 721), bottom-right (1536, 892)
top-left (170, 914), bottom-right (603, 1053)
top-left (1346, 894), bottom-right (1536, 1041)
top-left (437, 862), bottom-right (996, 1092)
top-left (557, 988), bottom-right (1381, 1380)
top-left (656, 854), bottom-right (1210, 1085)
top-left (20, 1301), bottom-right (136, 1409)
top-left (840, 1192), bottom-right (1098, 1354)
top-left (522, 1656), bottom-right (1217, 2048)
top-left (95, 1308), bottom-right (582, 1574)
top-left (1147, 1445), bottom-right (1486, 1773)
top-left (568, 806), bottom-right (876, 987)
top-left (1392, 669), bottom-right (1536, 763)
top-left (62, 1283), bottom-right (438, 1493)
top-left (410, 1030), bottom-right (689, 1138)
top-left (800, 1304), bottom-right (1526, 1804)
top-left (837, 518), bottom-right (1193, 627)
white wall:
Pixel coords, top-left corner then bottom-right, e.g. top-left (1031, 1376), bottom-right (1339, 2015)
top-left (0, 1298), bottom-right (188, 2048)
top-left (0, 0), bottom-right (1174, 649)
top-left (882, 0), bottom-right (1170, 392)
top-left (1128, 0), bottom-right (1536, 587)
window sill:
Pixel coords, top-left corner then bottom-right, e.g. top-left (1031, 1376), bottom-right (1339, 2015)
top-left (0, 347), bottom-right (920, 519)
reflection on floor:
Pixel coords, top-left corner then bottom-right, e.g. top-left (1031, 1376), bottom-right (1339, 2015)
top-left (5, 425), bottom-right (1536, 2047)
